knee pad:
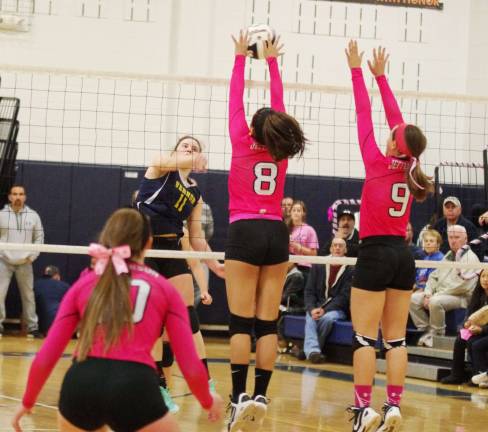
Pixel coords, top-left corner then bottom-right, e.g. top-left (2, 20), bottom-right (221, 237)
top-left (254, 318), bottom-right (278, 340)
top-left (383, 337), bottom-right (406, 353)
top-left (352, 332), bottom-right (377, 353)
top-left (161, 342), bottom-right (174, 368)
top-left (187, 306), bottom-right (200, 334)
top-left (229, 314), bottom-right (255, 338)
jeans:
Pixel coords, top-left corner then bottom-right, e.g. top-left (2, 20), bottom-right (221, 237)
top-left (304, 309), bottom-right (346, 359)
top-left (0, 258), bottom-right (38, 332)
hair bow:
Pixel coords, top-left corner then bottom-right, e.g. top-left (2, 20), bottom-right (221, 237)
top-left (88, 243), bottom-right (131, 275)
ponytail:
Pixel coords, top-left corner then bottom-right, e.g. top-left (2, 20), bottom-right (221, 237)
top-left (403, 125), bottom-right (434, 202)
top-left (77, 208), bottom-right (151, 361)
top-left (77, 263), bottom-right (133, 361)
top-left (406, 162), bottom-right (434, 202)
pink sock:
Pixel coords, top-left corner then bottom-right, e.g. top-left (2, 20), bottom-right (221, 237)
top-left (354, 385), bottom-right (372, 408)
top-left (387, 385), bottom-right (403, 406)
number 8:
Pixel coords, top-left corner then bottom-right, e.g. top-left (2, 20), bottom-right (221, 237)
top-left (254, 162), bottom-right (278, 196)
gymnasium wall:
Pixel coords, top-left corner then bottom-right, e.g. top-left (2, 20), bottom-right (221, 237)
top-left (6, 159), bottom-right (484, 324)
top-left (0, 0), bottom-right (486, 179)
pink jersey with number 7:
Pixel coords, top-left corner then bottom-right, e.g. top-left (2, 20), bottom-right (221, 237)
top-left (351, 67), bottom-right (413, 239)
top-left (228, 55), bottom-right (288, 223)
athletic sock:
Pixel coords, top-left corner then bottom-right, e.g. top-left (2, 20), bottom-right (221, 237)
top-left (253, 368), bottom-right (272, 398)
top-left (354, 385), bottom-right (372, 408)
top-left (231, 363), bottom-right (249, 402)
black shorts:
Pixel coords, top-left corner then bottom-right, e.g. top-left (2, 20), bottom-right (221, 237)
top-left (225, 219), bottom-right (289, 266)
top-left (146, 237), bottom-right (191, 279)
top-left (352, 236), bottom-right (415, 292)
top-left (59, 358), bottom-right (167, 432)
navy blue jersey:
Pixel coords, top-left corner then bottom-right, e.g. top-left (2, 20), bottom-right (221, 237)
top-left (136, 171), bottom-right (201, 236)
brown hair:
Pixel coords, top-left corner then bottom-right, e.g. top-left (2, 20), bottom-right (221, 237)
top-left (402, 125), bottom-right (434, 202)
top-left (172, 135), bottom-right (202, 153)
top-left (286, 200), bottom-right (307, 233)
top-left (250, 108), bottom-right (306, 162)
top-left (77, 208), bottom-right (151, 361)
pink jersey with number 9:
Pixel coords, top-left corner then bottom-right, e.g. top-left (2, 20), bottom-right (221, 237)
top-left (227, 55), bottom-right (288, 223)
top-left (351, 68), bottom-right (414, 239)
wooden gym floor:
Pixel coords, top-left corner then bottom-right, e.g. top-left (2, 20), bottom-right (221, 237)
top-left (0, 336), bottom-right (485, 431)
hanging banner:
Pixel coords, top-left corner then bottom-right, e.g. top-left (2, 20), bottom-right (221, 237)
top-left (322, 0), bottom-right (443, 10)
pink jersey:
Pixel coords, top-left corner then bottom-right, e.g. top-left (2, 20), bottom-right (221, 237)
top-left (22, 263), bottom-right (213, 410)
top-left (351, 68), bottom-right (413, 239)
top-left (228, 55), bottom-right (288, 223)
top-left (290, 224), bottom-right (319, 267)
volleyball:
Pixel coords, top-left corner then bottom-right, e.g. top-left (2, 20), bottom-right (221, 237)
top-left (247, 24), bottom-right (276, 59)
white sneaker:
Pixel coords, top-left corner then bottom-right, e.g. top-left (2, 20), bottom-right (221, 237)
top-left (471, 372), bottom-right (488, 385)
top-left (227, 393), bottom-right (255, 432)
top-left (252, 395), bottom-right (268, 429)
top-left (347, 406), bottom-right (381, 432)
top-left (377, 403), bottom-right (402, 432)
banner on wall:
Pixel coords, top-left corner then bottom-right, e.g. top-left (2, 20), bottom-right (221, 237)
top-left (323, 0), bottom-right (443, 10)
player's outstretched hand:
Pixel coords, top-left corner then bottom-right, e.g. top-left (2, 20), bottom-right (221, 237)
top-left (201, 290), bottom-right (213, 305)
top-left (263, 35), bottom-right (284, 59)
top-left (345, 40), bottom-right (363, 69)
top-left (232, 30), bottom-right (251, 56)
top-left (207, 393), bottom-right (224, 422)
top-left (12, 405), bottom-right (31, 432)
top-left (368, 46), bottom-right (390, 77)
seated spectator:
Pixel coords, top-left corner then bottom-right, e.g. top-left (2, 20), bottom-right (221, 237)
top-left (281, 196), bottom-right (293, 222)
top-left (414, 229), bottom-right (444, 292)
top-left (34, 265), bottom-right (70, 335)
top-left (434, 196), bottom-right (482, 259)
top-left (321, 209), bottom-right (359, 257)
top-left (288, 200), bottom-right (319, 283)
top-left (406, 221), bottom-right (426, 260)
top-left (303, 237), bottom-right (353, 363)
top-left (441, 268), bottom-right (488, 385)
top-left (410, 225), bottom-right (480, 347)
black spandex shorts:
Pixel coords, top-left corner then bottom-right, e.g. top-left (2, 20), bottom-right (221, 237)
top-left (225, 219), bottom-right (289, 266)
top-left (59, 358), bottom-right (167, 432)
top-left (146, 236), bottom-right (191, 279)
top-left (352, 236), bottom-right (415, 292)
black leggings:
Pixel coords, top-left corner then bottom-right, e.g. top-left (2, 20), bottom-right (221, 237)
top-left (451, 333), bottom-right (488, 376)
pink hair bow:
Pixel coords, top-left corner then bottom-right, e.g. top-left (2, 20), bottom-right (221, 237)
top-left (88, 243), bottom-right (131, 275)
top-left (408, 157), bottom-right (425, 190)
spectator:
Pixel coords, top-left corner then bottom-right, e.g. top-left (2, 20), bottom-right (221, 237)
top-left (434, 196), bottom-right (481, 259)
top-left (410, 225), bottom-right (480, 347)
top-left (406, 221), bottom-right (426, 260)
top-left (303, 237), bottom-right (353, 363)
top-left (281, 196), bottom-right (293, 221)
top-left (288, 200), bottom-right (319, 283)
top-left (441, 268), bottom-right (488, 385)
top-left (414, 229), bottom-right (444, 292)
top-left (34, 265), bottom-right (70, 335)
top-left (0, 185), bottom-right (44, 338)
top-left (321, 209), bottom-right (359, 257)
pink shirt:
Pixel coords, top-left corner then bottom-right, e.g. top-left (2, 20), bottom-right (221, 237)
top-left (22, 263), bottom-right (213, 410)
top-left (351, 68), bottom-right (413, 239)
top-left (228, 55), bottom-right (288, 223)
top-left (290, 224), bottom-right (319, 267)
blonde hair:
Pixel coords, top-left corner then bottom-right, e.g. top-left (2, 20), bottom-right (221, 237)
top-left (77, 208), bottom-right (151, 361)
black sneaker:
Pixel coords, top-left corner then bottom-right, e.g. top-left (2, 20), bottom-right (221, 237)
top-left (347, 406), bottom-right (381, 432)
top-left (27, 330), bottom-right (43, 339)
top-left (0, 328), bottom-right (3, 339)
top-left (227, 393), bottom-right (255, 432)
top-left (309, 352), bottom-right (326, 364)
top-left (440, 374), bottom-right (465, 385)
top-left (377, 403), bottom-right (402, 432)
